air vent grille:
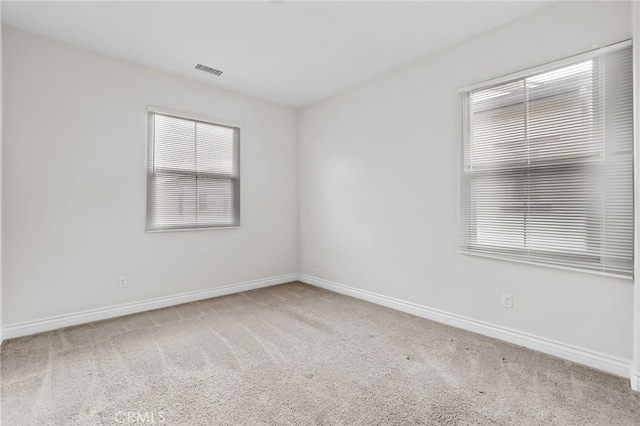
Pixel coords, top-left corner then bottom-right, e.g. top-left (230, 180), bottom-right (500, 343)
top-left (195, 64), bottom-right (223, 76)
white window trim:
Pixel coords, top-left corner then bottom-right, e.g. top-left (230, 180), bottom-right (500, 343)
top-left (145, 106), bottom-right (242, 232)
top-left (457, 39), bottom-right (632, 94)
top-left (147, 106), bottom-right (241, 130)
top-left (457, 41), bottom-right (634, 279)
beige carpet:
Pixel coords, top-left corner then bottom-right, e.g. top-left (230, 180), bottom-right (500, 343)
top-left (1, 282), bottom-right (639, 425)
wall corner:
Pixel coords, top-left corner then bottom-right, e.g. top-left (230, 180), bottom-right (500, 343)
top-left (632, 0), bottom-right (640, 393)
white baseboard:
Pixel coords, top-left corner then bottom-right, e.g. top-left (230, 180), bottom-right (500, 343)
top-left (631, 369), bottom-right (640, 391)
top-left (299, 274), bottom-right (633, 380)
top-left (3, 271), bottom-right (637, 391)
top-left (2, 273), bottom-right (299, 340)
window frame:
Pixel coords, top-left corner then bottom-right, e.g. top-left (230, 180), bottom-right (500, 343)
top-left (145, 107), bottom-right (241, 233)
top-left (456, 40), bottom-right (634, 279)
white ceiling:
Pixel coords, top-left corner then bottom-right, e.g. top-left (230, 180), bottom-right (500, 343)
top-left (1, 1), bottom-right (549, 107)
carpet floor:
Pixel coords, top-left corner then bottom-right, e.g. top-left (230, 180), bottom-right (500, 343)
top-left (1, 282), bottom-right (639, 425)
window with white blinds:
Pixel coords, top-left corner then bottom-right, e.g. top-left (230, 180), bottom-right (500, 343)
top-left (146, 109), bottom-right (240, 231)
top-left (458, 42), bottom-right (633, 278)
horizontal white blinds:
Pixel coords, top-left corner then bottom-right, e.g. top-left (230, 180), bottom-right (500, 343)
top-left (147, 111), bottom-right (240, 231)
top-left (458, 43), bottom-right (633, 278)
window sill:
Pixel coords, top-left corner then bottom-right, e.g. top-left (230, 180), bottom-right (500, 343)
top-left (146, 226), bottom-right (241, 233)
top-left (458, 249), bottom-right (633, 280)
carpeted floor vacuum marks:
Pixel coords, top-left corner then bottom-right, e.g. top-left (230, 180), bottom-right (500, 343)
top-left (1, 282), bottom-right (639, 425)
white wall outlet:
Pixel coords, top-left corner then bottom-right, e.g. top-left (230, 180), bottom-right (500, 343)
top-left (312, 257), bottom-right (318, 267)
top-left (119, 276), bottom-right (128, 288)
top-left (502, 293), bottom-right (513, 309)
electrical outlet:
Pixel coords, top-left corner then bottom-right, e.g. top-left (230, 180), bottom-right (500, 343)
top-left (119, 276), bottom-right (128, 288)
top-left (502, 293), bottom-right (513, 309)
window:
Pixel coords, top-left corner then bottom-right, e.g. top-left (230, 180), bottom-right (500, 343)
top-left (458, 42), bottom-right (633, 278)
top-left (146, 109), bottom-right (240, 231)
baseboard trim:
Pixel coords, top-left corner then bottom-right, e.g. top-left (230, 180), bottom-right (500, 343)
top-left (3, 271), bottom-right (636, 387)
top-left (299, 274), bottom-right (632, 380)
top-left (631, 369), bottom-right (640, 391)
top-left (2, 273), bottom-right (299, 340)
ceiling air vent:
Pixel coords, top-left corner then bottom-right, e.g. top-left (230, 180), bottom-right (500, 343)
top-left (195, 64), bottom-right (223, 76)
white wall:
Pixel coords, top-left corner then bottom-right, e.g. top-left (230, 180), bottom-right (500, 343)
top-left (299, 1), bottom-right (633, 360)
top-left (632, 1), bottom-right (640, 391)
top-left (0, 6), bottom-right (3, 343)
top-left (2, 26), bottom-right (298, 325)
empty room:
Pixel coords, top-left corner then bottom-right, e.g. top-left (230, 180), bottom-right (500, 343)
top-left (1, 0), bottom-right (640, 424)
